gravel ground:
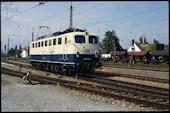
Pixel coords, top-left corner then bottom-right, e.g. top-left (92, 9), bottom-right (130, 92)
top-left (97, 66), bottom-right (169, 79)
top-left (1, 74), bottom-right (145, 112)
top-left (1, 62), bottom-right (168, 111)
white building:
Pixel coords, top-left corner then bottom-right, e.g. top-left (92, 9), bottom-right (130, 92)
top-left (127, 43), bottom-right (145, 52)
top-left (20, 46), bottom-right (29, 58)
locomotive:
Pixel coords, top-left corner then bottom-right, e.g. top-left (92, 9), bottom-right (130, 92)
top-left (29, 28), bottom-right (101, 75)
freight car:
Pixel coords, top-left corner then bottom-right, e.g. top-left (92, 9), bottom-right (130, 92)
top-left (30, 28), bottom-right (101, 75)
top-left (150, 50), bottom-right (169, 64)
top-left (101, 50), bottom-right (169, 64)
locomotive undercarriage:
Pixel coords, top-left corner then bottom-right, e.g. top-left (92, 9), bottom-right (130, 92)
top-left (31, 61), bottom-right (98, 75)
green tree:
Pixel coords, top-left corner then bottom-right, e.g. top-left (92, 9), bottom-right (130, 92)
top-left (100, 30), bottom-right (122, 53)
top-left (8, 48), bottom-right (15, 57)
top-left (153, 39), bottom-right (159, 44)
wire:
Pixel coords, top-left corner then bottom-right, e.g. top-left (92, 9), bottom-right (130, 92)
top-left (2, 2), bottom-right (46, 25)
top-left (96, 5), bottom-right (168, 23)
top-left (48, 2), bottom-right (109, 27)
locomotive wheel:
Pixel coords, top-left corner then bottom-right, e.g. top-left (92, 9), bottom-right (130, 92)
top-left (50, 65), bottom-right (54, 72)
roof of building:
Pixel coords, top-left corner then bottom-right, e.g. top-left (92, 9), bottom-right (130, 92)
top-left (22, 46), bottom-right (29, 51)
top-left (135, 43), bottom-right (145, 51)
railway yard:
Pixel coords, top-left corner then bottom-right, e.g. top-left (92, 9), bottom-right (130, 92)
top-left (1, 58), bottom-right (169, 111)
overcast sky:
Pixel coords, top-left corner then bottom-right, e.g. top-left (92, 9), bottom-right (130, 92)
top-left (1, 1), bottom-right (169, 53)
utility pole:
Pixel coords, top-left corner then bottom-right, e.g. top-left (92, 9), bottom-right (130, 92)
top-left (8, 35), bottom-right (9, 58)
top-left (113, 39), bottom-right (116, 64)
top-left (32, 28), bottom-right (34, 41)
top-left (131, 34), bottom-right (135, 65)
top-left (28, 40), bottom-right (29, 58)
top-left (70, 2), bottom-right (73, 29)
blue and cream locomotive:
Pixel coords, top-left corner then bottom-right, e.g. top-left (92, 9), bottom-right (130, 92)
top-left (29, 28), bottom-right (101, 75)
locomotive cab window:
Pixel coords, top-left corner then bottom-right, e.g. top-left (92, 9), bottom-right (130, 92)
top-left (75, 35), bottom-right (85, 43)
top-left (89, 36), bottom-right (97, 44)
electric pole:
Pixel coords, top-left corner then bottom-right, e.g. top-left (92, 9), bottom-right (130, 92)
top-left (32, 28), bottom-right (34, 41)
top-left (70, 2), bottom-right (73, 29)
top-left (131, 34), bottom-right (135, 65)
top-left (8, 35), bottom-right (9, 58)
top-left (113, 39), bottom-right (116, 64)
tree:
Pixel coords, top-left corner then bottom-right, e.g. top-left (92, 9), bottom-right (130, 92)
top-left (153, 39), bottom-right (159, 44)
top-left (8, 48), bottom-right (15, 57)
top-left (100, 30), bottom-right (122, 53)
top-left (139, 35), bottom-right (148, 44)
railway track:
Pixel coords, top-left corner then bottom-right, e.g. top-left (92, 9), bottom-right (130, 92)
top-left (1, 67), bottom-right (169, 110)
top-left (94, 70), bottom-right (169, 84)
top-left (102, 63), bottom-right (169, 72)
top-left (1, 59), bottom-right (169, 84)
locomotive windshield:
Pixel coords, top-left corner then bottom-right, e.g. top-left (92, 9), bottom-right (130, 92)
top-left (89, 36), bottom-right (97, 44)
top-left (75, 35), bottom-right (85, 43)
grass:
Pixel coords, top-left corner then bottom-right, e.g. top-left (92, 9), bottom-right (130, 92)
top-left (1, 78), bottom-right (12, 85)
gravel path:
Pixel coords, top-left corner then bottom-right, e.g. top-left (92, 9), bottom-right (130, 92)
top-left (1, 74), bottom-right (143, 112)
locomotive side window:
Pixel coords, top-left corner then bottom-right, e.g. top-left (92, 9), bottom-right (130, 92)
top-left (32, 43), bottom-right (34, 48)
top-left (58, 38), bottom-right (62, 45)
top-left (75, 35), bottom-right (85, 43)
top-left (65, 37), bottom-right (67, 44)
top-left (53, 38), bottom-right (56, 45)
top-left (41, 41), bottom-right (43, 47)
top-left (45, 40), bottom-right (48, 46)
top-left (49, 39), bottom-right (52, 46)
top-left (38, 42), bottom-right (40, 47)
top-left (35, 42), bottom-right (37, 48)
top-left (89, 36), bottom-right (97, 44)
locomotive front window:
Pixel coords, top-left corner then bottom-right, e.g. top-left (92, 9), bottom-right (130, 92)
top-left (75, 35), bottom-right (85, 43)
top-left (89, 36), bottom-right (97, 44)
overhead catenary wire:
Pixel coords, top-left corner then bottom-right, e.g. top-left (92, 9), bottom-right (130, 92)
top-left (2, 2), bottom-right (47, 25)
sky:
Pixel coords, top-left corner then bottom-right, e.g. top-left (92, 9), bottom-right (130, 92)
top-left (1, 1), bottom-right (169, 53)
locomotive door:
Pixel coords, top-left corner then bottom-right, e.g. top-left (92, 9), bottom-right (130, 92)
top-left (63, 36), bottom-right (68, 61)
top-left (49, 39), bottom-right (54, 61)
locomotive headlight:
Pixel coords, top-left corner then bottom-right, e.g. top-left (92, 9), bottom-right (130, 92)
top-left (95, 51), bottom-right (98, 58)
top-left (76, 51), bottom-right (80, 58)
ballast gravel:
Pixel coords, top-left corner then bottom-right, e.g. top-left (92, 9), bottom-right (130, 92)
top-left (1, 74), bottom-right (158, 112)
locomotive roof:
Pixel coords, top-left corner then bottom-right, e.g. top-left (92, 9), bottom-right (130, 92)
top-left (36, 27), bottom-right (89, 41)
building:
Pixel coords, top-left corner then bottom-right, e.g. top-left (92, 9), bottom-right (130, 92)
top-left (127, 43), bottom-right (145, 52)
top-left (127, 43), bottom-right (165, 52)
top-left (20, 46), bottom-right (29, 58)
